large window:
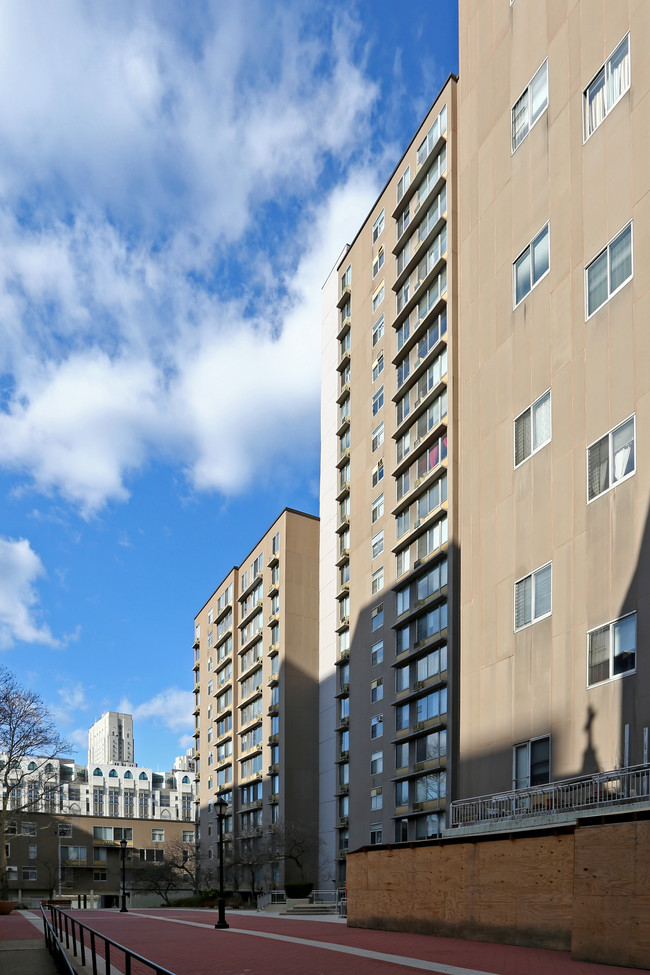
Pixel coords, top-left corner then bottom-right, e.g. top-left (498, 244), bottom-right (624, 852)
top-left (372, 209), bottom-right (385, 243)
top-left (584, 34), bottom-right (630, 140)
top-left (587, 415), bottom-right (635, 501)
top-left (588, 613), bottom-right (636, 687)
top-left (512, 60), bottom-right (548, 152)
top-left (585, 222), bottom-right (633, 318)
top-left (372, 386), bottom-right (384, 416)
top-left (513, 736), bottom-right (550, 790)
top-left (513, 224), bottom-right (549, 306)
top-left (514, 390), bottom-right (551, 466)
top-left (372, 422), bottom-right (384, 453)
top-left (514, 563), bottom-right (552, 630)
top-left (371, 493), bottom-right (384, 524)
top-left (372, 314), bottom-right (385, 348)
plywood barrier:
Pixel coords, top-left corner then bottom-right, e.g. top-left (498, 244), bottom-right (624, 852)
top-left (346, 819), bottom-right (650, 965)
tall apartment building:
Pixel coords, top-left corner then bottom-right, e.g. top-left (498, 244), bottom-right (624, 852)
top-left (193, 508), bottom-right (320, 891)
top-left (88, 711), bottom-right (134, 766)
top-left (320, 80), bottom-right (458, 886)
top-left (455, 1), bottom-right (650, 803)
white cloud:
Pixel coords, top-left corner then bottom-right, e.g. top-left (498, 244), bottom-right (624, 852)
top-left (131, 688), bottom-right (194, 734)
top-left (0, 3), bottom-right (381, 516)
top-left (0, 536), bottom-right (58, 648)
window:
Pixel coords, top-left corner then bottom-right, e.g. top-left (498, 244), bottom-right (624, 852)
top-left (370, 751), bottom-right (383, 775)
top-left (395, 780), bottom-right (409, 806)
top-left (371, 788), bottom-right (383, 811)
top-left (416, 728), bottom-right (447, 763)
top-left (584, 34), bottom-right (630, 140)
top-left (513, 736), bottom-right (550, 790)
top-left (396, 509), bottom-right (410, 540)
top-left (512, 59), bottom-right (548, 152)
top-left (371, 603), bottom-right (384, 631)
top-left (29, 843), bottom-right (37, 859)
top-left (372, 314), bottom-right (385, 348)
top-left (396, 548), bottom-right (410, 578)
top-left (372, 422), bottom-right (384, 453)
top-left (371, 678), bottom-right (383, 703)
top-left (396, 664), bottom-right (409, 693)
top-left (151, 829), bottom-right (164, 843)
top-left (395, 742), bottom-right (408, 769)
top-left (370, 823), bottom-right (383, 845)
top-left (22, 867), bottom-right (37, 881)
top-left (372, 386), bottom-right (384, 416)
top-left (396, 585), bottom-right (410, 616)
top-left (372, 209), bottom-right (385, 243)
top-left (371, 715), bottom-right (383, 739)
top-left (372, 282), bottom-right (385, 313)
top-left (514, 390), bottom-right (551, 466)
top-left (417, 473), bottom-right (448, 521)
top-left (371, 460), bottom-right (384, 488)
top-left (183, 830), bottom-right (194, 844)
top-left (514, 563), bottom-right (552, 630)
top-left (371, 567), bottom-right (384, 595)
top-left (396, 704), bottom-right (409, 731)
top-left (371, 531), bottom-right (384, 559)
top-left (341, 264), bottom-right (351, 292)
top-left (513, 223), bottom-right (549, 306)
top-left (372, 246), bottom-right (385, 279)
top-left (58, 824), bottom-right (72, 838)
top-left (396, 165), bottom-right (410, 203)
top-left (397, 205), bottom-right (410, 239)
top-left (587, 415), bottom-right (635, 501)
top-left (371, 640), bottom-right (383, 667)
top-left (372, 353), bottom-right (384, 382)
top-left (416, 104), bottom-right (447, 167)
top-left (585, 222), bottom-right (633, 318)
top-left (588, 613), bottom-right (636, 687)
top-left (61, 845), bottom-right (87, 863)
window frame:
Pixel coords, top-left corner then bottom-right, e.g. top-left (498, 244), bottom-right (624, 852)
top-left (585, 221), bottom-right (633, 320)
top-left (372, 209), bottom-right (385, 243)
top-left (583, 33), bottom-right (631, 142)
top-left (514, 562), bottom-right (552, 631)
top-left (587, 611), bottom-right (636, 688)
top-left (513, 389), bottom-right (552, 468)
top-left (511, 58), bottom-right (548, 153)
top-left (513, 223), bottom-right (550, 307)
top-left (513, 735), bottom-right (551, 790)
top-left (586, 414), bottom-right (636, 503)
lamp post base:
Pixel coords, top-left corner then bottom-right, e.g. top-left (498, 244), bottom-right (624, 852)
top-left (214, 896), bottom-right (229, 929)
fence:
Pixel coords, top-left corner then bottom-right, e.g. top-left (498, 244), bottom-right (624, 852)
top-left (44, 904), bottom-right (177, 975)
top-left (450, 762), bottom-right (650, 828)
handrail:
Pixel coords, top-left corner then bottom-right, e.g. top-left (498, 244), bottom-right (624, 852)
top-left (450, 761), bottom-right (650, 828)
top-left (41, 906), bottom-right (75, 974)
top-left (47, 904), bottom-right (177, 975)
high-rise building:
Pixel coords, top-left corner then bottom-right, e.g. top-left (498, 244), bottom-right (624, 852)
top-left (455, 1), bottom-right (649, 807)
top-left (193, 508), bottom-right (320, 892)
top-left (88, 711), bottom-right (134, 766)
top-left (320, 79), bottom-right (458, 886)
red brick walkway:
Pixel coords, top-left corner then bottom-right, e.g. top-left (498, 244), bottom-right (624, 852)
top-left (0, 910), bottom-right (43, 941)
top-left (27, 907), bottom-right (646, 975)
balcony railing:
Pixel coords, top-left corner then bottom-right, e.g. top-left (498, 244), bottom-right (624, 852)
top-left (450, 762), bottom-right (650, 829)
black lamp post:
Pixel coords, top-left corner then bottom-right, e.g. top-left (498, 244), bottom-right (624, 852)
top-left (119, 838), bottom-right (128, 912)
top-left (214, 797), bottom-right (229, 929)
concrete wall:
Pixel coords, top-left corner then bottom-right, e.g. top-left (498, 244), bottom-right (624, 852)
top-left (347, 818), bottom-right (650, 968)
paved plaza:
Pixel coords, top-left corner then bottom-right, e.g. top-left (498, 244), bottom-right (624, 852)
top-left (1, 907), bottom-right (646, 975)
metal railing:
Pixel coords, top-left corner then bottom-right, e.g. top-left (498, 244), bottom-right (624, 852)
top-left (46, 904), bottom-right (177, 975)
top-left (41, 906), bottom-right (75, 974)
top-left (256, 890), bottom-right (286, 910)
top-left (450, 762), bottom-right (650, 829)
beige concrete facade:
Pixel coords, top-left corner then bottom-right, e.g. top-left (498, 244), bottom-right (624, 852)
top-left (456, 1), bottom-right (650, 798)
top-left (193, 507), bottom-right (320, 891)
top-left (320, 80), bottom-right (458, 885)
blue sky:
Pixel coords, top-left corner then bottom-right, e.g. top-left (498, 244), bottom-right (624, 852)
top-left (0, 0), bottom-right (458, 771)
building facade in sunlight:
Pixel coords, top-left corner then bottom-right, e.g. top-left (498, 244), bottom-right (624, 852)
top-left (88, 711), bottom-right (134, 766)
top-left (192, 508), bottom-right (320, 892)
top-left (320, 79), bottom-right (459, 887)
top-left (455, 0), bottom-right (650, 804)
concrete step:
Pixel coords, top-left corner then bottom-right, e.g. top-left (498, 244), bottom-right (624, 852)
top-left (281, 905), bottom-right (338, 915)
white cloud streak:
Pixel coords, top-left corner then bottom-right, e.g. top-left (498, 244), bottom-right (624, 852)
top-left (0, 536), bottom-right (59, 648)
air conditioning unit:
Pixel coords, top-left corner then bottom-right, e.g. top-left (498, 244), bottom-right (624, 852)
top-left (339, 784), bottom-right (349, 794)
top-left (414, 762), bottom-right (425, 772)
top-left (413, 680), bottom-right (424, 690)
top-left (413, 802), bottom-right (423, 812)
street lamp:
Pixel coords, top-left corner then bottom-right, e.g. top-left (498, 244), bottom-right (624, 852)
top-left (119, 838), bottom-right (128, 913)
top-left (214, 797), bottom-right (229, 929)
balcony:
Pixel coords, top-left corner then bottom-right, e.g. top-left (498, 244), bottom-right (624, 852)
top-left (337, 284), bottom-right (351, 309)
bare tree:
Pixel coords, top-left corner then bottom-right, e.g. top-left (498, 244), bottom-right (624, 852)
top-left (0, 669), bottom-right (70, 899)
top-left (271, 819), bottom-right (321, 884)
top-left (130, 839), bottom-right (214, 905)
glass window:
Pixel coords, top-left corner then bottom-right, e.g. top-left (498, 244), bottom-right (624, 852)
top-left (371, 714), bottom-right (383, 739)
top-left (372, 209), bottom-right (385, 243)
top-left (372, 422), bottom-right (384, 453)
top-left (514, 736), bottom-right (550, 790)
top-left (371, 531), bottom-right (384, 559)
top-left (371, 567), bottom-right (384, 595)
top-left (514, 390), bottom-right (551, 466)
top-left (371, 493), bottom-right (384, 524)
top-left (588, 613), bottom-right (636, 687)
top-left (587, 415), bottom-right (635, 501)
top-left (514, 224), bottom-right (550, 306)
top-left (370, 751), bottom-right (383, 774)
top-left (372, 314), bottom-right (385, 347)
top-left (512, 60), bottom-right (548, 152)
top-left (371, 640), bottom-right (383, 666)
top-left (584, 34), bottom-right (630, 139)
top-left (586, 223), bottom-right (632, 317)
top-left (372, 386), bottom-right (384, 416)
top-left (514, 563), bottom-right (552, 630)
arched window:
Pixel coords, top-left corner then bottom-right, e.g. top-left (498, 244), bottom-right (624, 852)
top-left (139, 772), bottom-right (148, 780)
top-left (28, 762), bottom-right (38, 771)
top-left (182, 776), bottom-right (190, 784)
top-left (45, 763), bottom-right (54, 773)
top-left (124, 770), bottom-right (133, 779)
top-left (93, 768), bottom-right (102, 776)
top-left (109, 769), bottom-right (118, 778)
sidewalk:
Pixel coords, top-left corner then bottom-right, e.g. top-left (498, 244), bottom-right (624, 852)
top-left (0, 909), bottom-right (59, 975)
top-left (2, 907), bottom-right (644, 975)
